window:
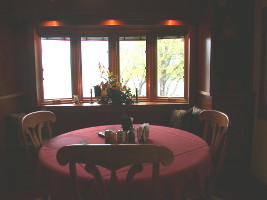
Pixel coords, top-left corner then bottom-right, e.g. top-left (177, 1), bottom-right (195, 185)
top-left (36, 26), bottom-right (189, 104)
top-left (81, 37), bottom-right (109, 97)
top-left (157, 36), bottom-right (184, 97)
top-left (41, 37), bottom-right (72, 99)
top-left (119, 35), bottom-right (146, 97)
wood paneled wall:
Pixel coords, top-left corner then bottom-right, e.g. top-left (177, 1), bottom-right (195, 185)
top-left (0, 22), bottom-right (18, 96)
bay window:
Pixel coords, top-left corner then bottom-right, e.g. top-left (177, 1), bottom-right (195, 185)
top-left (36, 26), bottom-right (189, 105)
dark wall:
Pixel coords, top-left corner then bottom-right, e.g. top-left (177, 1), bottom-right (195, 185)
top-left (212, 0), bottom-right (253, 93)
top-left (0, 20), bottom-right (25, 191)
top-left (211, 0), bottom-right (255, 174)
top-left (0, 22), bottom-right (18, 96)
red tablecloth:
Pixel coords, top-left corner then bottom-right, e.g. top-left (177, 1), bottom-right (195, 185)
top-left (38, 125), bottom-right (213, 200)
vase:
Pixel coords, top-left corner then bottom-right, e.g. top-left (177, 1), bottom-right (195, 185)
top-left (108, 89), bottom-right (122, 104)
top-left (94, 85), bottom-right (101, 97)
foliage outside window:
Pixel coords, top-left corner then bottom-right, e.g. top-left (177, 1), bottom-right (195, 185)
top-left (119, 36), bottom-right (147, 97)
top-left (157, 36), bottom-right (185, 97)
top-left (36, 26), bottom-right (190, 105)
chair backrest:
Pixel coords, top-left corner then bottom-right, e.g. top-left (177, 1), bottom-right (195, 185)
top-left (56, 144), bottom-right (174, 200)
top-left (21, 111), bottom-right (56, 152)
top-left (198, 110), bottom-right (230, 176)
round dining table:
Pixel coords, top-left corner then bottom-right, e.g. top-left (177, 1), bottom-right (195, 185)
top-left (38, 124), bottom-right (213, 200)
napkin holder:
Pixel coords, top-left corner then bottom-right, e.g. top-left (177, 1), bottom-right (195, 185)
top-left (137, 123), bottom-right (149, 143)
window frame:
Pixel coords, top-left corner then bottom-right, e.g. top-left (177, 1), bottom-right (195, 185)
top-left (35, 25), bottom-right (190, 105)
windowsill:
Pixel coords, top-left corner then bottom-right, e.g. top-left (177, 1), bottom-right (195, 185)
top-left (41, 101), bottom-right (186, 106)
top-left (40, 101), bottom-right (189, 112)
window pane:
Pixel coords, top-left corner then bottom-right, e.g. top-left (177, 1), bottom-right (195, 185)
top-left (41, 38), bottom-right (72, 99)
top-left (81, 37), bottom-right (109, 97)
top-left (119, 36), bottom-right (146, 96)
top-left (157, 36), bottom-right (184, 97)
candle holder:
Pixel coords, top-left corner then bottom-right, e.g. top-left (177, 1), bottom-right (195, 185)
top-left (135, 88), bottom-right (139, 103)
top-left (90, 89), bottom-right (94, 104)
top-left (73, 95), bottom-right (80, 104)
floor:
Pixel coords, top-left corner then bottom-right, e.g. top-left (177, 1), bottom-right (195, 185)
top-left (211, 169), bottom-right (267, 200)
top-left (0, 147), bottom-right (43, 200)
top-left (1, 149), bottom-right (267, 200)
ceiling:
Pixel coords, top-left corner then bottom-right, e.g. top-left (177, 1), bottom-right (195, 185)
top-left (1, 0), bottom-right (210, 24)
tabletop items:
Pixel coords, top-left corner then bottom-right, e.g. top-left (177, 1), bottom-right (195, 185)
top-left (137, 123), bottom-right (150, 143)
top-left (127, 128), bottom-right (135, 144)
top-left (121, 114), bottom-right (133, 131)
top-left (104, 123), bottom-right (150, 144)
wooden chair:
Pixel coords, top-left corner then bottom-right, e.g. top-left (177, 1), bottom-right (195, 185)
top-left (56, 144), bottom-right (174, 200)
top-left (199, 110), bottom-right (230, 175)
top-left (198, 110), bottom-right (230, 198)
top-left (21, 110), bottom-right (56, 153)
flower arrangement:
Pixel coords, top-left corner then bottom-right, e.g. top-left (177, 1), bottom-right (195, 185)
top-left (96, 63), bottom-right (134, 104)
